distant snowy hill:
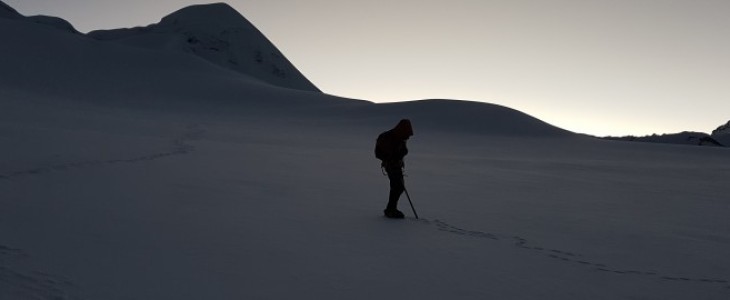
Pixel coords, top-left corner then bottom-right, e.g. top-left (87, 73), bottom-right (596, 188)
top-left (87, 3), bottom-right (319, 92)
top-left (605, 132), bottom-right (724, 147)
top-left (604, 120), bottom-right (730, 148)
top-left (347, 99), bottom-right (570, 136)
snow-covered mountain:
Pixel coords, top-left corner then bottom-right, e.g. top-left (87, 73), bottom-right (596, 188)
top-left (87, 3), bottom-right (319, 92)
top-left (0, 0), bottom-right (570, 137)
top-left (2, 2), bottom-right (729, 299)
top-left (0, 3), bottom-right (332, 111)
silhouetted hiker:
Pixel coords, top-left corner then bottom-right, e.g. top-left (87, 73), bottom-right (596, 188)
top-left (375, 119), bottom-right (414, 219)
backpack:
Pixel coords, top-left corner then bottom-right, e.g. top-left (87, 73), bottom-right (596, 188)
top-left (374, 132), bottom-right (388, 161)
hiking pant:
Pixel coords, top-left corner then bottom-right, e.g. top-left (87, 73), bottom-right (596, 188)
top-left (385, 166), bottom-right (405, 210)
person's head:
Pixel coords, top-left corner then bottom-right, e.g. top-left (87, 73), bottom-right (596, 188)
top-left (393, 119), bottom-right (413, 140)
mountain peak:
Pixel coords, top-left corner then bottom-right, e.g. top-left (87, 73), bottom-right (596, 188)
top-left (159, 3), bottom-right (249, 30)
top-left (88, 2), bottom-right (320, 92)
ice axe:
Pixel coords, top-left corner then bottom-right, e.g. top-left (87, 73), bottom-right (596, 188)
top-left (402, 179), bottom-right (419, 219)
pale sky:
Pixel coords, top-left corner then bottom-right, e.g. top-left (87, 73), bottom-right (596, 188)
top-left (6, 0), bottom-right (730, 136)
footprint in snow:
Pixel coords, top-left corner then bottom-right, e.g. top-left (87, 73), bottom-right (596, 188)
top-left (421, 218), bottom-right (730, 291)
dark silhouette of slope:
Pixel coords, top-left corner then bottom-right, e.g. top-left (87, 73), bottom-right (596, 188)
top-left (0, 0), bottom-right (79, 33)
top-left (336, 99), bottom-right (573, 136)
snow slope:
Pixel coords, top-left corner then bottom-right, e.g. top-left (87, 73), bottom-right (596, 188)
top-left (2, 91), bottom-right (730, 300)
top-left (0, 13), bottom-right (333, 112)
top-left (1, 2), bottom-right (729, 299)
top-left (87, 3), bottom-right (320, 92)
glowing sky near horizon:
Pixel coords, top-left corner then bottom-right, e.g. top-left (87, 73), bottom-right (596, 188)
top-left (6, 0), bottom-right (730, 136)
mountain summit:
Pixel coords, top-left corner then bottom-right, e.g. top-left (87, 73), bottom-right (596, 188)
top-left (88, 3), bottom-right (320, 92)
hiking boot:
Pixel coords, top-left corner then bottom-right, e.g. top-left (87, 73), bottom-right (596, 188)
top-left (383, 209), bottom-right (405, 219)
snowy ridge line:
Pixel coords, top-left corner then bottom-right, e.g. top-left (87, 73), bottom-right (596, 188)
top-left (0, 125), bottom-right (204, 180)
top-left (422, 219), bottom-right (730, 290)
top-left (0, 242), bottom-right (81, 300)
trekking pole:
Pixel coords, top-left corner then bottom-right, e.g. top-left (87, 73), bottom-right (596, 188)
top-left (402, 181), bottom-right (419, 219)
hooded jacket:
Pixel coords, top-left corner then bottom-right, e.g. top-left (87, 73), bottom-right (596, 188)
top-left (375, 119), bottom-right (413, 168)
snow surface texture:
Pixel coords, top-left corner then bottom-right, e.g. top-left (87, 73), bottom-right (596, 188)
top-left (2, 2), bottom-right (730, 299)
